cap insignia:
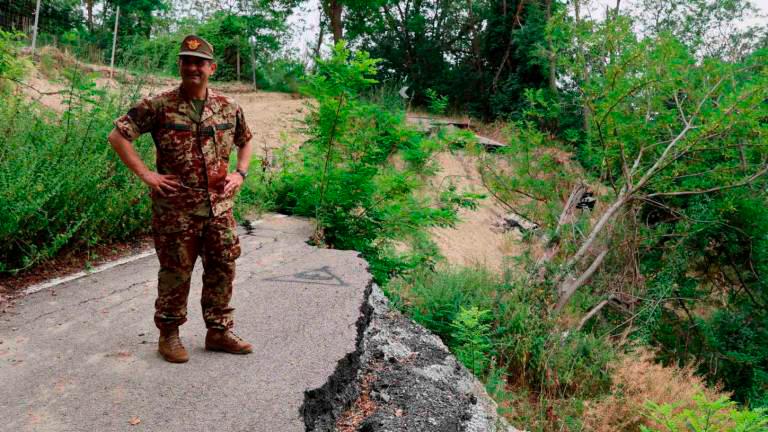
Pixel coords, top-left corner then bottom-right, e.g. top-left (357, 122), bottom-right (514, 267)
top-left (187, 39), bottom-right (201, 50)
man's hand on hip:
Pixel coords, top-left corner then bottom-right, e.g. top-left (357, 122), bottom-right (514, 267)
top-left (223, 172), bottom-right (244, 195)
top-left (141, 172), bottom-right (181, 197)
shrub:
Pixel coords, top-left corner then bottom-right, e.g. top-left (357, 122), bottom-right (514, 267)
top-left (0, 71), bottom-right (154, 273)
top-left (583, 349), bottom-right (728, 432)
top-left (273, 42), bottom-right (477, 283)
top-left (0, 30), bottom-right (31, 88)
top-left (451, 306), bottom-right (494, 376)
top-left (390, 266), bottom-right (614, 397)
top-left (641, 393), bottom-right (768, 432)
top-left (425, 88), bottom-right (449, 115)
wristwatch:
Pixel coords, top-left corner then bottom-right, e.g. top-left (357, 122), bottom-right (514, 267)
top-left (236, 169), bottom-right (249, 180)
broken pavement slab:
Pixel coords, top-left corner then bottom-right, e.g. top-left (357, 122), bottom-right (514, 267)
top-left (0, 213), bottom-right (521, 431)
top-left (406, 115), bottom-right (506, 151)
top-left (304, 285), bottom-right (521, 432)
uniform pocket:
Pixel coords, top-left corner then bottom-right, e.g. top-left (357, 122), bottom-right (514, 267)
top-left (206, 211), bottom-right (241, 261)
top-left (214, 123), bottom-right (235, 159)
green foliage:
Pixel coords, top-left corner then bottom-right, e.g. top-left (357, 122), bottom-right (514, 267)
top-left (510, 6), bottom-right (768, 409)
top-left (0, 72), bottom-right (153, 273)
top-left (270, 42), bottom-right (475, 282)
top-left (112, 9), bottom-right (301, 86)
top-left (473, 119), bottom-right (576, 226)
top-left (345, 0), bottom-right (555, 119)
top-left (0, 30), bottom-right (30, 85)
top-left (254, 58), bottom-right (305, 93)
top-left (641, 393), bottom-right (768, 432)
top-left (389, 266), bottom-right (614, 398)
top-left (0, 0), bottom-right (83, 36)
top-left (424, 88), bottom-right (448, 115)
top-left (451, 306), bottom-right (493, 376)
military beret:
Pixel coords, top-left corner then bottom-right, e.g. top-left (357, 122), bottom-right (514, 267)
top-left (179, 35), bottom-right (214, 60)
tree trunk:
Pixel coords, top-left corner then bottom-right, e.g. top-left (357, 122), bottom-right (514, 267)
top-left (314, 12), bottom-right (325, 60)
top-left (545, 0), bottom-right (557, 93)
top-left (323, 0), bottom-right (344, 43)
top-left (86, 0), bottom-right (94, 31)
top-left (574, 0), bottom-right (591, 133)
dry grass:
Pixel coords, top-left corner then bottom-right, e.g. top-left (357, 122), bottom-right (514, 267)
top-left (582, 349), bottom-right (726, 432)
top-left (336, 372), bottom-right (378, 431)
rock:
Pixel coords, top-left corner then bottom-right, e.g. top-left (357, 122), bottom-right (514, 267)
top-left (303, 284), bottom-right (524, 431)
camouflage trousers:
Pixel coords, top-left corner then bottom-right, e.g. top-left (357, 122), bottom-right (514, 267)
top-left (152, 209), bottom-right (241, 331)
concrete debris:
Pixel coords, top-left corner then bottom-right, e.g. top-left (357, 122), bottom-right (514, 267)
top-left (303, 283), bottom-right (524, 432)
top-left (496, 213), bottom-right (540, 233)
top-left (405, 115), bottom-right (505, 151)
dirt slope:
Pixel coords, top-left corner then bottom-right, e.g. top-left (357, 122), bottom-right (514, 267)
top-left (428, 151), bottom-right (523, 271)
top-left (21, 60), bottom-right (518, 271)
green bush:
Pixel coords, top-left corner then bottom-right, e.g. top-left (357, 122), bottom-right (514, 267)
top-left (389, 266), bottom-right (614, 397)
top-left (641, 393), bottom-right (768, 432)
top-left (425, 88), bottom-right (449, 115)
top-left (271, 42), bottom-right (476, 283)
top-left (0, 71), bottom-right (154, 273)
top-left (451, 306), bottom-right (494, 376)
top-left (0, 30), bottom-right (30, 87)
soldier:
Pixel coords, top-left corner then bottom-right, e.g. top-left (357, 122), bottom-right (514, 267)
top-left (108, 35), bottom-right (254, 363)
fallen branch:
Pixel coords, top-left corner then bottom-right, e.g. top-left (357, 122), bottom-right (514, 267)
top-left (575, 294), bottom-right (615, 331)
top-left (555, 249), bottom-right (608, 314)
top-left (537, 182), bottom-right (587, 268)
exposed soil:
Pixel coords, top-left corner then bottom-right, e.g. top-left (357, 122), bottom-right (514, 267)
top-left (7, 56), bottom-right (522, 305)
top-left (226, 90), bottom-right (309, 158)
top-left (428, 151), bottom-right (525, 271)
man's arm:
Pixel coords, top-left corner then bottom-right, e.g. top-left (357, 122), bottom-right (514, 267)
top-left (223, 138), bottom-right (253, 195)
top-left (107, 128), bottom-right (180, 197)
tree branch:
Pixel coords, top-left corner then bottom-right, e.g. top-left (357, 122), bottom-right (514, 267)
top-left (555, 249), bottom-right (608, 313)
top-left (646, 164), bottom-right (768, 198)
top-left (575, 295), bottom-right (615, 331)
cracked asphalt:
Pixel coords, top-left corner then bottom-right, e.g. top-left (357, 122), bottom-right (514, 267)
top-left (0, 214), bottom-right (372, 432)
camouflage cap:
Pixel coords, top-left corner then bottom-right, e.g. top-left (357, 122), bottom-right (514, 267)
top-left (179, 35), bottom-right (214, 60)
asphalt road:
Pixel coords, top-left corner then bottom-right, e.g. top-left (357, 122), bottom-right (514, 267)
top-left (0, 214), bottom-right (371, 432)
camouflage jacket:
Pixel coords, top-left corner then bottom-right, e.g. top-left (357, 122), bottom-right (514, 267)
top-left (113, 86), bottom-right (253, 217)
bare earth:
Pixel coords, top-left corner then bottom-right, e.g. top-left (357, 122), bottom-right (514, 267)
top-left (21, 65), bottom-right (518, 272)
top-left (428, 152), bottom-right (523, 271)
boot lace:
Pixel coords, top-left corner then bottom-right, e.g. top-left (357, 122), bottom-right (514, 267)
top-left (226, 331), bottom-right (245, 343)
top-left (166, 334), bottom-right (184, 350)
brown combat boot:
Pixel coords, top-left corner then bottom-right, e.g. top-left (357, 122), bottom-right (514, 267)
top-left (158, 328), bottom-right (190, 363)
top-left (205, 329), bottom-right (253, 354)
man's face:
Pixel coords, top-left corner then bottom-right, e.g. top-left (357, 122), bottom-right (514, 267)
top-left (179, 56), bottom-right (216, 87)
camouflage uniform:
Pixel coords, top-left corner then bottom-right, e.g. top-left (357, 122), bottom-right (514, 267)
top-left (113, 86), bottom-right (253, 331)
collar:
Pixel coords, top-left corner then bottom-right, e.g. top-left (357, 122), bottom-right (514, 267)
top-left (176, 85), bottom-right (223, 123)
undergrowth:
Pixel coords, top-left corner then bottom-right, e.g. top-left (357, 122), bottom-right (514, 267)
top-left (0, 69), bottom-right (154, 273)
top-left (259, 42), bottom-right (478, 283)
top-left (387, 266), bottom-right (614, 430)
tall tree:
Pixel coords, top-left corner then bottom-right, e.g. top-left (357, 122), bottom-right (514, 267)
top-left (321, 0), bottom-right (343, 43)
top-left (342, 0), bottom-right (552, 118)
